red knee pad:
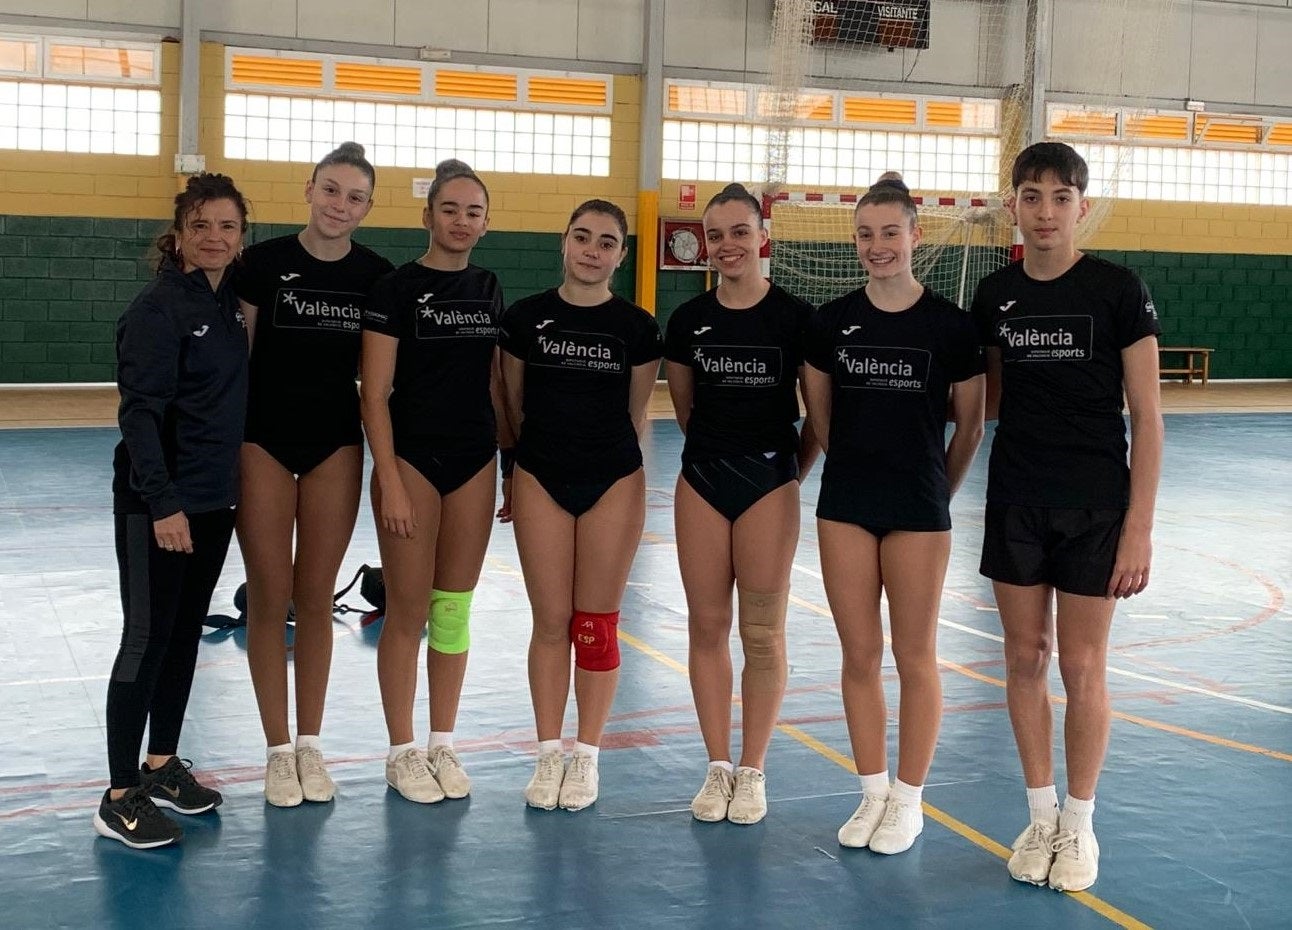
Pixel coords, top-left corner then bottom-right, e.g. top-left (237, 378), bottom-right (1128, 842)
top-left (570, 610), bottom-right (620, 671)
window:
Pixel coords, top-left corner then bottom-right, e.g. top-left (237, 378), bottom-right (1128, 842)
top-left (224, 51), bottom-right (615, 176)
top-left (662, 80), bottom-right (1000, 191)
top-left (224, 93), bottom-right (612, 176)
top-left (1076, 143), bottom-right (1292, 206)
top-left (0, 33), bottom-right (161, 156)
top-left (663, 119), bottom-right (999, 192)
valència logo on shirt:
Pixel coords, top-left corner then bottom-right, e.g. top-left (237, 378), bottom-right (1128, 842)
top-left (835, 345), bottom-right (930, 392)
top-left (692, 345), bottom-right (781, 387)
top-left (530, 329), bottom-right (623, 373)
top-left (997, 315), bottom-right (1092, 362)
top-left (274, 289), bottom-right (363, 332)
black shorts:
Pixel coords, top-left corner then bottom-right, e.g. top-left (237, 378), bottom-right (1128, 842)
top-left (249, 439), bottom-right (357, 478)
top-left (979, 502), bottom-right (1125, 598)
top-left (681, 452), bottom-right (798, 523)
top-left (522, 463), bottom-right (638, 519)
top-left (396, 443), bottom-right (495, 497)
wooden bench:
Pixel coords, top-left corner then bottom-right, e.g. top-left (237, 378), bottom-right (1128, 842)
top-left (1158, 346), bottom-right (1212, 385)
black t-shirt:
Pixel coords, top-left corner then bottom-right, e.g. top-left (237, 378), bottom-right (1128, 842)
top-left (971, 255), bottom-right (1160, 508)
top-left (237, 235), bottom-right (393, 445)
top-left (805, 287), bottom-right (985, 528)
top-left (362, 262), bottom-right (504, 454)
top-left (499, 289), bottom-right (662, 482)
top-left (664, 284), bottom-right (811, 462)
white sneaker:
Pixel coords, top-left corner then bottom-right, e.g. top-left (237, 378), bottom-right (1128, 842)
top-left (385, 748), bottom-right (445, 804)
top-left (427, 745), bottom-right (471, 799)
top-left (690, 767), bottom-right (734, 822)
top-left (868, 798), bottom-right (924, 855)
top-left (726, 768), bottom-right (767, 825)
top-left (1048, 825), bottom-right (1100, 892)
top-left (264, 751), bottom-right (303, 808)
top-left (524, 750), bottom-right (566, 810)
top-left (557, 751), bottom-right (599, 811)
top-left (838, 794), bottom-right (888, 848)
top-left (295, 746), bottom-right (335, 803)
top-left (1008, 820), bottom-right (1058, 885)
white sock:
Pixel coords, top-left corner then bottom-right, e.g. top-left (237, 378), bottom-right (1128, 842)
top-left (859, 771), bottom-right (890, 800)
top-left (890, 778), bottom-right (923, 806)
top-left (267, 742), bottom-right (293, 760)
top-left (387, 741), bottom-right (417, 763)
top-left (537, 739), bottom-right (563, 756)
top-left (295, 735), bottom-right (321, 751)
top-left (1061, 793), bottom-right (1095, 832)
top-left (708, 760), bottom-right (734, 775)
top-left (573, 741), bottom-right (600, 763)
top-left (1027, 785), bottom-right (1060, 826)
top-left (428, 731), bottom-right (453, 749)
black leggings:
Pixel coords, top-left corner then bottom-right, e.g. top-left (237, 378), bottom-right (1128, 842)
top-left (106, 509), bottom-right (235, 789)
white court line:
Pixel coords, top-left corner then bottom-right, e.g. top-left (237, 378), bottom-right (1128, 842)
top-left (937, 617), bottom-right (1292, 716)
top-left (792, 562), bottom-right (822, 581)
top-left (793, 561), bottom-right (1292, 716)
top-left (1128, 614), bottom-right (1169, 620)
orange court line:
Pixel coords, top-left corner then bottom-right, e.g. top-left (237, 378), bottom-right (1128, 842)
top-left (617, 618), bottom-right (1155, 930)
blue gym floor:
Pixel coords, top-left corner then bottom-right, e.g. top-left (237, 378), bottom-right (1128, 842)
top-left (0, 413), bottom-right (1289, 929)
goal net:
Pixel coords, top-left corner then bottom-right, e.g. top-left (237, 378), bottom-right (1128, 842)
top-left (763, 0), bottom-right (1177, 306)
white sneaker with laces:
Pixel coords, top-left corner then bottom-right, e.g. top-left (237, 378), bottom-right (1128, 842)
top-left (427, 745), bottom-right (471, 799)
top-left (524, 750), bottom-right (566, 810)
top-left (1048, 825), bottom-right (1100, 892)
top-left (295, 746), bottom-right (335, 803)
top-left (385, 748), bottom-right (445, 804)
top-left (264, 751), bottom-right (303, 808)
top-left (726, 768), bottom-right (767, 825)
top-left (1008, 820), bottom-right (1058, 885)
top-left (837, 794), bottom-right (888, 848)
top-left (690, 767), bottom-right (734, 822)
top-left (868, 797), bottom-right (924, 855)
top-left (557, 751), bottom-right (599, 811)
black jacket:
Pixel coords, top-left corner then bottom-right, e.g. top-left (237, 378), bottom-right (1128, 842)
top-left (112, 257), bottom-right (248, 518)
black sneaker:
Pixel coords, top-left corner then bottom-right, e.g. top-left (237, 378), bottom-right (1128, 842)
top-left (93, 786), bottom-right (183, 849)
top-left (140, 757), bottom-right (223, 814)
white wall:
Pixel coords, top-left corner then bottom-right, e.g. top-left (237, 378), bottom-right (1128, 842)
top-left (0, 0), bottom-right (1289, 110)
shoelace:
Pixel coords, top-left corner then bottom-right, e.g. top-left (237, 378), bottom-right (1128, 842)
top-left (1017, 822), bottom-right (1053, 853)
top-left (295, 748), bottom-right (326, 779)
top-left (116, 789), bottom-right (159, 823)
top-left (566, 754), bottom-right (593, 782)
top-left (268, 753), bottom-right (296, 780)
top-left (399, 749), bottom-right (433, 781)
top-left (878, 799), bottom-right (910, 829)
top-left (701, 769), bottom-right (731, 798)
top-left (430, 747), bottom-right (461, 773)
top-left (1050, 829), bottom-right (1083, 858)
top-left (849, 795), bottom-right (885, 825)
top-left (158, 758), bottom-right (199, 787)
top-left (734, 772), bottom-right (761, 801)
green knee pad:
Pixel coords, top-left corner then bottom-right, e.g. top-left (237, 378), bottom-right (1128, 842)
top-left (428, 589), bottom-right (474, 655)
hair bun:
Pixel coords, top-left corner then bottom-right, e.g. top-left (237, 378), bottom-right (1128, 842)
top-left (872, 171), bottom-right (909, 193)
top-left (435, 158), bottom-right (476, 181)
top-left (333, 141), bottom-right (366, 159)
top-left (721, 182), bottom-right (750, 197)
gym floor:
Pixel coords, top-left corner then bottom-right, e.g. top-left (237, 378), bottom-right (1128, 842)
top-left (0, 384), bottom-right (1288, 929)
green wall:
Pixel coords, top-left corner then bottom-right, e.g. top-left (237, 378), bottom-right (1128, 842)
top-left (0, 216), bottom-right (635, 383)
top-left (0, 212), bottom-right (1288, 382)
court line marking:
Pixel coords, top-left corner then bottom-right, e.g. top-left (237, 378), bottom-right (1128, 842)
top-left (784, 593), bottom-right (1292, 764)
top-left (791, 563), bottom-right (1292, 718)
top-left (616, 626), bottom-right (1153, 930)
top-left (935, 618), bottom-right (1292, 716)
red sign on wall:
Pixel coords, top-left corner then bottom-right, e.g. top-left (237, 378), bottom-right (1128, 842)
top-left (678, 183), bottom-right (697, 212)
top-left (660, 220), bottom-right (708, 271)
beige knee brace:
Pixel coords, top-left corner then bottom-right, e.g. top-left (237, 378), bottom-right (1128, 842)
top-left (737, 587), bottom-right (789, 692)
